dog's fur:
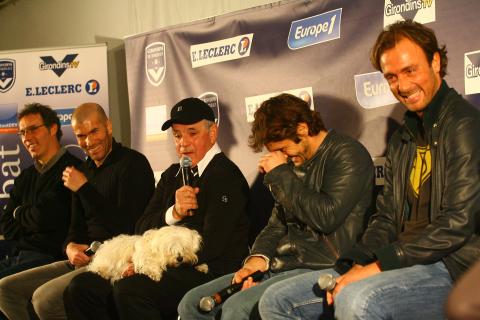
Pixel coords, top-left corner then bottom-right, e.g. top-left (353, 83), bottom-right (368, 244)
top-left (88, 226), bottom-right (208, 283)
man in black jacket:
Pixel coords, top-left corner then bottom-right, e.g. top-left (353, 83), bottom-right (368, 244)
top-left (258, 20), bottom-right (480, 320)
top-left (0, 103), bottom-right (81, 278)
top-left (178, 93), bottom-right (374, 320)
top-left (0, 103), bottom-right (155, 319)
top-left (63, 97), bottom-right (250, 320)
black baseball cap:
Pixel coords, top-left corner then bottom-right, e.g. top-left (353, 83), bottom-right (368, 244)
top-left (161, 97), bottom-right (215, 131)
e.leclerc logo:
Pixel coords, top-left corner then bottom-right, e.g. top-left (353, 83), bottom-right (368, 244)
top-left (287, 8), bottom-right (342, 50)
top-left (190, 34), bottom-right (254, 68)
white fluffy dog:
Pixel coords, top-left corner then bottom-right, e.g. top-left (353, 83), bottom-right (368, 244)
top-left (88, 225), bottom-right (208, 283)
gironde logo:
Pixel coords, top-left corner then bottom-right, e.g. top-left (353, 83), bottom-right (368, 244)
top-left (354, 71), bottom-right (398, 109)
top-left (39, 54), bottom-right (79, 77)
top-left (198, 92), bottom-right (220, 126)
top-left (384, 0), bottom-right (435, 27)
top-left (0, 59), bottom-right (15, 93)
top-left (464, 50), bottom-right (480, 95)
top-left (287, 8), bottom-right (342, 50)
top-left (145, 42), bottom-right (166, 87)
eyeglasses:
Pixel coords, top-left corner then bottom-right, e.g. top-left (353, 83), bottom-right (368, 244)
top-left (17, 124), bottom-right (46, 137)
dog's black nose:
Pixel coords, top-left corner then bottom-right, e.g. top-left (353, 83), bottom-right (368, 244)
top-left (177, 256), bottom-right (183, 263)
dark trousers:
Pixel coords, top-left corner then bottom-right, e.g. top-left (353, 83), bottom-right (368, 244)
top-left (64, 266), bottom-right (216, 320)
top-left (0, 248), bottom-right (56, 279)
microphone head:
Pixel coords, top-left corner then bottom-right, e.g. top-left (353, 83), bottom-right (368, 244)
top-left (90, 241), bottom-right (102, 253)
top-left (198, 296), bottom-right (215, 312)
top-left (318, 273), bottom-right (336, 291)
top-left (180, 156), bottom-right (192, 168)
top-left (84, 241), bottom-right (102, 256)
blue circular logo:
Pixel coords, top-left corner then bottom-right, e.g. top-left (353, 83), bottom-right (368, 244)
top-left (85, 79), bottom-right (100, 95)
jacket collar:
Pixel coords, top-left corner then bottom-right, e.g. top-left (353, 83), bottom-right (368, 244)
top-left (402, 80), bottom-right (449, 141)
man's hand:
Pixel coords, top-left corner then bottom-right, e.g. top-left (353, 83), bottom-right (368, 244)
top-left (122, 262), bottom-right (135, 278)
top-left (173, 186), bottom-right (199, 220)
top-left (62, 166), bottom-right (87, 192)
top-left (66, 242), bottom-right (91, 267)
top-left (258, 151), bottom-right (288, 173)
top-left (326, 262), bottom-right (381, 305)
top-left (233, 256), bottom-right (268, 291)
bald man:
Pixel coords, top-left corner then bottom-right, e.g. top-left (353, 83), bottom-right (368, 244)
top-left (0, 103), bottom-right (155, 320)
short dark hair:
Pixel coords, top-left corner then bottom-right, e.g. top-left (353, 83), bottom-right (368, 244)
top-left (249, 93), bottom-right (326, 152)
top-left (18, 103), bottom-right (62, 141)
top-left (371, 20), bottom-right (448, 78)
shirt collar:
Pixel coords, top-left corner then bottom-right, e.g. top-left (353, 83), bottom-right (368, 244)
top-left (34, 147), bottom-right (66, 174)
top-left (196, 143), bottom-right (221, 176)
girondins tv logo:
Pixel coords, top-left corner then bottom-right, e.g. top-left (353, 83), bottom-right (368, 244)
top-left (39, 54), bottom-right (79, 77)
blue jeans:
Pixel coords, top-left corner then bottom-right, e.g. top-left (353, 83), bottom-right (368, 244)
top-left (259, 261), bottom-right (453, 320)
top-left (178, 269), bottom-right (312, 320)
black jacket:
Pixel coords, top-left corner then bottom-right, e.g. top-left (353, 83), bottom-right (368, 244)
top-left (64, 140), bottom-right (155, 247)
top-left (0, 151), bottom-right (81, 258)
top-left (339, 87), bottom-right (480, 281)
top-left (251, 130), bottom-right (374, 272)
top-left (135, 152), bottom-right (250, 277)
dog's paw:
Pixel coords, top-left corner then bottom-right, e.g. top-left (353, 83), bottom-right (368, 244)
top-left (195, 263), bottom-right (209, 274)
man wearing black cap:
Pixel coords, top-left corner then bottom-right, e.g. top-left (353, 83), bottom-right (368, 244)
top-left (63, 97), bottom-right (250, 320)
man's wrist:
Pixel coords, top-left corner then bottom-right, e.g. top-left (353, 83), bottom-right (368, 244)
top-left (243, 254), bottom-right (270, 271)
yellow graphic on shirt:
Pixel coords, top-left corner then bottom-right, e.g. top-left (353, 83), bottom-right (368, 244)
top-left (410, 145), bottom-right (431, 197)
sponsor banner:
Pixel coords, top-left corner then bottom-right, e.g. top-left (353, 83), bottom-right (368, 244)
top-left (245, 87), bottom-right (314, 123)
top-left (373, 157), bottom-right (386, 186)
top-left (355, 71), bottom-right (398, 109)
top-left (384, 0), bottom-right (436, 27)
top-left (0, 103), bottom-right (18, 134)
top-left (288, 8), bottom-right (342, 50)
top-left (190, 34), bottom-right (253, 68)
top-left (465, 49), bottom-right (480, 95)
top-left (125, 0), bottom-right (480, 190)
top-left (0, 44), bottom-right (108, 208)
top-left (198, 92), bottom-right (220, 126)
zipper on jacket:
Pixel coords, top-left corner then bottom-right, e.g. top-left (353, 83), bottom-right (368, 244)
top-left (398, 126), bottom-right (416, 233)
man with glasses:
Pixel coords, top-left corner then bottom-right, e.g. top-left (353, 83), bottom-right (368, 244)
top-left (0, 103), bottom-right (155, 320)
top-left (0, 103), bottom-right (81, 278)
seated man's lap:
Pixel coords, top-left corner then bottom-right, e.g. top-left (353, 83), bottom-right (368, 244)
top-left (114, 266), bottom-right (217, 313)
top-left (178, 268), bottom-right (312, 319)
top-left (335, 262), bottom-right (453, 319)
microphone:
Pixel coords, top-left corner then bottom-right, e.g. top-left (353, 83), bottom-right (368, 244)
top-left (180, 156), bottom-right (193, 186)
top-left (84, 241), bottom-right (101, 256)
top-left (318, 273), bottom-right (336, 291)
top-left (198, 270), bottom-right (265, 312)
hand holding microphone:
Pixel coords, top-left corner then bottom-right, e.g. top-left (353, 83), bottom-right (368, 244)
top-left (174, 156), bottom-right (199, 219)
top-left (198, 270), bottom-right (265, 312)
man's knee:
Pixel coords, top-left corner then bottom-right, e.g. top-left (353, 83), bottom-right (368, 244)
top-left (334, 284), bottom-right (370, 318)
top-left (32, 281), bottom-right (64, 318)
top-left (112, 278), bottom-right (139, 304)
top-left (178, 287), bottom-right (200, 315)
